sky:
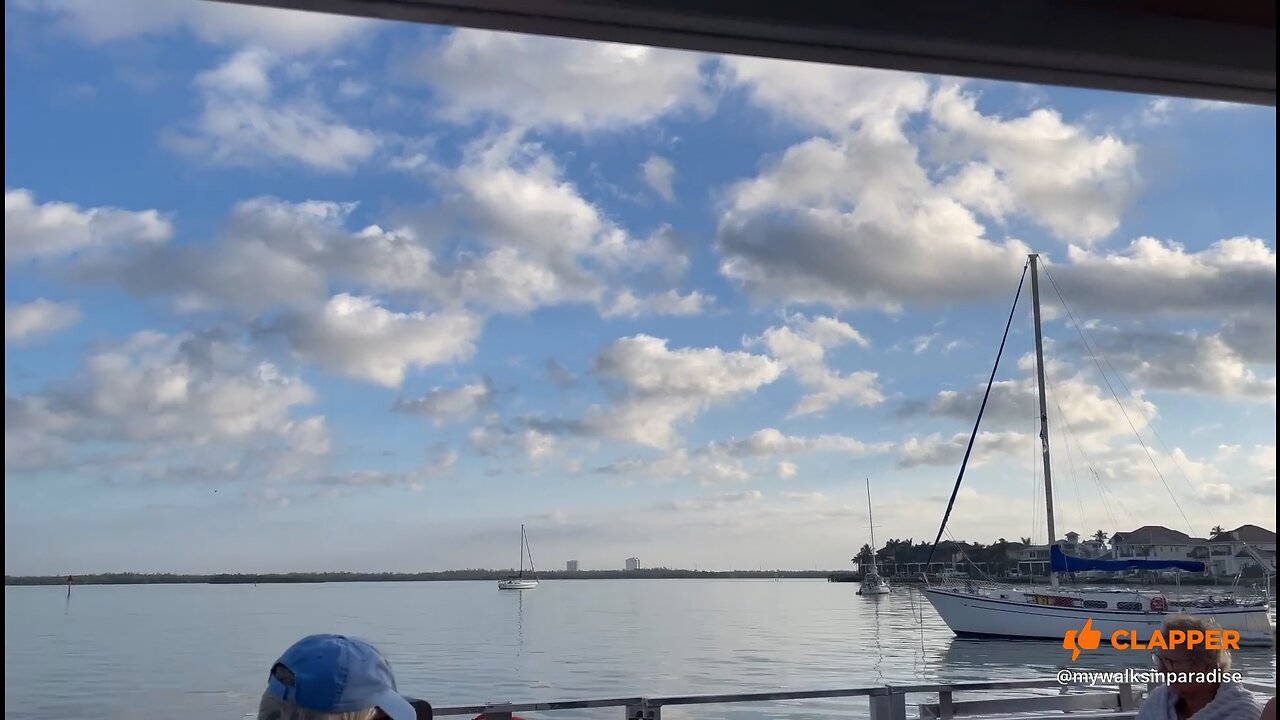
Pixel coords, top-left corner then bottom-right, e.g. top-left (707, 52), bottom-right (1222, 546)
top-left (4, 0), bottom-right (1276, 575)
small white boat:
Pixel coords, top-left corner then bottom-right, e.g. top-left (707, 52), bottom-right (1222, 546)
top-left (498, 524), bottom-right (539, 591)
top-left (857, 479), bottom-right (891, 596)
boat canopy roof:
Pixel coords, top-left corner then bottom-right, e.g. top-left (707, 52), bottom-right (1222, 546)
top-left (1050, 544), bottom-right (1205, 573)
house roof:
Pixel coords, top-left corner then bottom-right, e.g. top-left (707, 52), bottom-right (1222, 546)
top-left (1209, 524), bottom-right (1277, 544)
top-left (1111, 526), bottom-right (1201, 545)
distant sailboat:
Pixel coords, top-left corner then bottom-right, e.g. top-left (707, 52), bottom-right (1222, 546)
top-left (857, 479), bottom-right (891, 596)
top-left (498, 525), bottom-right (539, 591)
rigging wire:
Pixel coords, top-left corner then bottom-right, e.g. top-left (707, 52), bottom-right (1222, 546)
top-left (1037, 264), bottom-right (1196, 537)
top-left (1044, 368), bottom-right (1089, 537)
top-left (926, 261), bottom-right (1030, 567)
top-left (1040, 265), bottom-right (1217, 532)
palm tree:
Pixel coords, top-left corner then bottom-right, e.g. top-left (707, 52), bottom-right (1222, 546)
top-left (1092, 529), bottom-right (1108, 544)
top-left (854, 543), bottom-right (874, 568)
top-left (1020, 537), bottom-right (1032, 546)
top-left (1211, 525), bottom-right (1225, 537)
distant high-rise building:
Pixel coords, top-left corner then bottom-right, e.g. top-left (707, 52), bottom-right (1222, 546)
top-left (625, 557), bottom-right (641, 571)
top-left (566, 560), bottom-right (580, 572)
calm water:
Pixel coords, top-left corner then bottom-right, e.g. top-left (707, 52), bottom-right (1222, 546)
top-left (4, 580), bottom-right (1275, 720)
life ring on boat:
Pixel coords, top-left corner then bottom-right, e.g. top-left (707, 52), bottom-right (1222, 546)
top-left (1150, 596), bottom-right (1169, 613)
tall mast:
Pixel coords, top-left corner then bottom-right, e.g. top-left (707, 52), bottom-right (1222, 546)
top-left (866, 478), bottom-right (878, 573)
top-left (519, 524), bottom-right (526, 578)
top-left (1028, 254), bottom-right (1059, 588)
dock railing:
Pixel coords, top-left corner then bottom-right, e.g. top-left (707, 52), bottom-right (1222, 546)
top-left (429, 678), bottom-right (1276, 720)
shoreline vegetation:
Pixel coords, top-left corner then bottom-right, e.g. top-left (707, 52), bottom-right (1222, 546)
top-left (6, 569), bottom-right (836, 586)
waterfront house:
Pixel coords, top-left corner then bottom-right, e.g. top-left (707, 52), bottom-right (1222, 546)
top-left (1207, 524), bottom-right (1277, 576)
top-left (1109, 526), bottom-right (1208, 568)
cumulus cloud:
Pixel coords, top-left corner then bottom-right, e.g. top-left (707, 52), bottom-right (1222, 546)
top-left (916, 353), bottom-right (1157, 454)
top-left (5, 299), bottom-right (81, 344)
top-left (897, 431), bottom-right (1030, 468)
top-left (265, 294), bottom-right (481, 388)
top-left (584, 335), bottom-right (782, 448)
top-left (1084, 327), bottom-right (1275, 401)
top-left (163, 49), bottom-right (381, 171)
top-left (723, 56), bottom-right (930, 130)
top-left (6, 188), bottom-right (172, 265)
top-left (468, 424), bottom-right (558, 461)
top-left (641, 155), bottom-right (676, 202)
top-left (79, 196), bottom-right (433, 316)
top-left (5, 328), bottom-right (325, 481)
top-left (16, 0), bottom-right (375, 54)
top-left (750, 314), bottom-right (883, 416)
top-left (433, 134), bottom-right (691, 315)
top-left (1053, 237), bottom-right (1276, 318)
top-left (926, 85), bottom-right (1138, 244)
top-left (394, 379), bottom-right (493, 425)
top-left (705, 428), bottom-right (891, 458)
top-left (415, 29), bottom-right (711, 131)
top-left (717, 122), bottom-right (1031, 309)
top-left (600, 289), bottom-right (711, 318)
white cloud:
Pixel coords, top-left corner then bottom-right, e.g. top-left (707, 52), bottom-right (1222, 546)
top-left (6, 188), bottom-right (172, 265)
top-left (600, 289), bottom-right (711, 318)
top-left (1054, 237), bottom-right (1276, 317)
top-left (267, 294), bottom-right (481, 387)
top-left (1198, 482), bottom-right (1234, 505)
top-left (750, 315), bottom-right (883, 416)
top-left (927, 85), bottom-right (1138, 244)
top-left (5, 329), bottom-right (325, 481)
top-left (706, 428), bottom-right (891, 458)
top-left (718, 122), bottom-right (1031, 309)
top-left (80, 196), bottom-right (433, 316)
top-left (912, 334), bottom-right (939, 354)
top-left (395, 379), bottom-right (493, 425)
top-left (897, 431), bottom-right (1029, 468)
top-left (19, 0), bottom-right (375, 54)
top-left (468, 424), bottom-right (558, 461)
top-left (1247, 445), bottom-right (1276, 482)
top-left (723, 56), bottom-right (930, 130)
top-left (164, 49), bottom-right (381, 172)
top-left (1086, 328), bottom-right (1275, 401)
top-left (777, 461), bottom-right (798, 479)
top-left (434, 134), bottom-right (690, 315)
top-left (641, 155), bottom-right (676, 203)
top-left (416, 29), bottom-right (711, 131)
top-left (585, 335), bottom-right (782, 448)
top-left (5, 299), bottom-right (81, 344)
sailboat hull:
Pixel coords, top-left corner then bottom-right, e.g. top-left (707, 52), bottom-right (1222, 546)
top-left (922, 587), bottom-right (1275, 646)
top-left (497, 578), bottom-right (538, 590)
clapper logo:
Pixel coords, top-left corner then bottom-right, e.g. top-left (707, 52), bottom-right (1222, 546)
top-left (1063, 618), bottom-right (1102, 661)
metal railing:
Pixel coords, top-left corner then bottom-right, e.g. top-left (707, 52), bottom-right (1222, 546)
top-left (430, 678), bottom-right (1280, 720)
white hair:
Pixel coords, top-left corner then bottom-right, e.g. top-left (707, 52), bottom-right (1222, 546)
top-left (257, 691), bottom-right (380, 720)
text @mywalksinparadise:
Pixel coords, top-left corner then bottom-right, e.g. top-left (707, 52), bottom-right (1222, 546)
top-left (1058, 668), bottom-right (1245, 686)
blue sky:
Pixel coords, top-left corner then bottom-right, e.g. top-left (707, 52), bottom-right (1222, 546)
top-left (4, 0), bottom-right (1276, 575)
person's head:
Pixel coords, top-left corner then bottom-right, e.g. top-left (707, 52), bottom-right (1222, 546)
top-left (257, 634), bottom-right (432, 720)
top-left (1151, 615), bottom-right (1230, 699)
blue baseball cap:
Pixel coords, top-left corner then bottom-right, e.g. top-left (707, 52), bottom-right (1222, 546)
top-left (265, 634), bottom-right (418, 720)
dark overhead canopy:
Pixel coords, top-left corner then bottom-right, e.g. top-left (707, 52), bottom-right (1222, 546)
top-left (216, 0), bottom-right (1276, 106)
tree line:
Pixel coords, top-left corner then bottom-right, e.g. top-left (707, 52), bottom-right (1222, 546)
top-left (5, 567), bottom-right (836, 586)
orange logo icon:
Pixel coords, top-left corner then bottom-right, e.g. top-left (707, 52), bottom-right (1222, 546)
top-left (1061, 618), bottom-right (1239, 661)
top-left (1063, 618), bottom-right (1102, 661)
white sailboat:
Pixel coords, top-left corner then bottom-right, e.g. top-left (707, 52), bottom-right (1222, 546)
top-left (920, 254), bottom-right (1274, 646)
top-left (857, 479), bottom-right (891, 596)
top-left (498, 524), bottom-right (539, 591)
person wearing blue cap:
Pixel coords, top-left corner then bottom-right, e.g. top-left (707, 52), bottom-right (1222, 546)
top-left (257, 634), bottom-right (432, 720)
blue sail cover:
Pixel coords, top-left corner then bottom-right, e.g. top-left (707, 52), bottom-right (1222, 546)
top-left (1050, 545), bottom-right (1205, 573)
